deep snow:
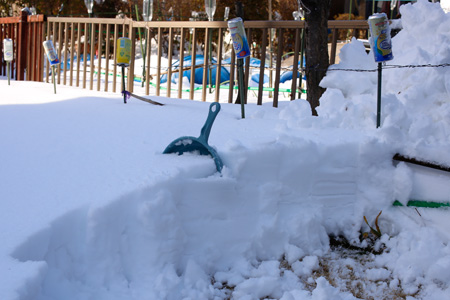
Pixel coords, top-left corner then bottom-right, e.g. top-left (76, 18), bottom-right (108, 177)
top-left (1, 1), bottom-right (450, 299)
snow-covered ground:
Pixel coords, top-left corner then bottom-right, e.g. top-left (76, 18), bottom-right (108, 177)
top-left (1, 1), bottom-right (450, 299)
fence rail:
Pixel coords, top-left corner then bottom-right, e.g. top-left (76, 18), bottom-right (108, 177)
top-left (3, 16), bottom-right (369, 107)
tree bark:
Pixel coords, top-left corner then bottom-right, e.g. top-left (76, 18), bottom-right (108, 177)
top-left (302, 0), bottom-right (331, 116)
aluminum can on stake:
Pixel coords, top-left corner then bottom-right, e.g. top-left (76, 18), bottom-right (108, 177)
top-left (368, 13), bottom-right (393, 62)
top-left (43, 40), bottom-right (60, 65)
top-left (3, 39), bottom-right (13, 62)
top-left (116, 37), bottom-right (132, 66)
top-left (227, 17), bottom-right (250, 59)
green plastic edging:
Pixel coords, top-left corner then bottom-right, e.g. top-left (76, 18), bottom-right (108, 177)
top-left (147, 81), bottom-right (306, 94)
top-left (393, 200), bottom-right (450, 208)
top-left (93, 71), bottom-right (306, 94)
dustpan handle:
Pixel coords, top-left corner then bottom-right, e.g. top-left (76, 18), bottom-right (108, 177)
top-left (199, 102), bottom-right (221, 144)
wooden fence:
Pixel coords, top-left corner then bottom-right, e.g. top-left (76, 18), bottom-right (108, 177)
top-left (3, 16), bottom-right (369, 107)
top-left (0, 11), bottom-right (45, 81)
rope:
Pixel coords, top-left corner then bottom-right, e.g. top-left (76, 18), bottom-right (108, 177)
top-left (140, 62), bottom-right (450, 75)
top-left (322, 63), bottom-right (450, 73)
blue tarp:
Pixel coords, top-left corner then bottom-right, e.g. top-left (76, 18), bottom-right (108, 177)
top-left (222, 57), bottom-right (269, 68)
top-left (64, 54), bottom-right (92, 70)
top-left (222, 57), bottom-right (269, 84)
top-left (280, 59), bottom-right (306, 83)
top-left (160, 55), bottom-right (230, 85)
top-left (251, 73), bottom-right (270, 84)
top-left (280, 70), bottom-right (306, 83)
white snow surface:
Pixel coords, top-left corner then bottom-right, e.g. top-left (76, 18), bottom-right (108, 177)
top-left (1, 1), bottom-right (450, 299)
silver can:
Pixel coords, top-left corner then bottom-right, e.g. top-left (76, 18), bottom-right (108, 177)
top-left (3, 39), bottom-right (13, 62)
top-left (43, 40), bottom-right (60, 65)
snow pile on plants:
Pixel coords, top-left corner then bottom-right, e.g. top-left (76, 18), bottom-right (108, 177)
top-left (316, 0), bottom-right (450, 166)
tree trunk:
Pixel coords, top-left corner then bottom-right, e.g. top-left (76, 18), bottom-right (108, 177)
top-left (302, 0), bottom-right (331, 116)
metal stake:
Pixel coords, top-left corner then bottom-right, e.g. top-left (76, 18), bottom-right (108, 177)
top-left (122, 65), bottom-right (127, 104)
top-left (52, 65), bottom-right (56, 94)
top-left (237, 58), bottom-right (245, 119)
top-left (377, 62), bottom-right (382, 128)
top-left (298, 28), bottom-right (305, 99)
top-left (7, 61), bottom-right (10, 86)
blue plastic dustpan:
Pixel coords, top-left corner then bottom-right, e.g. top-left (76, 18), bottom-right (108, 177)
top-left (163, 102), bottom-right (223, 172)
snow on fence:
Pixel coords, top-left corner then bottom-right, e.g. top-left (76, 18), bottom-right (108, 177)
top-left (2, 15), bottom-right (368, 107)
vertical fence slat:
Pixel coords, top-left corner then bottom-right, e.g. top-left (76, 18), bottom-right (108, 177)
top-left (83, 22), bottom-right (88, 89)
top-left (28, 22), bottom-right (34, 81)
top-left (128, 22), bottom-right (136, 93)
top-left (330, 28), bottom-right (338, 65)
top-left (201, 27), bottom-right (210, 102)
top-left (104, 23), bottom-right (110, 92)
top-left (76, 23), bottom-right (81, 87)
top-left (63, 22), bottom-right (69, 85)
top-left (228, 49), bottom-right (235, 104)
top-left (69, 22), bottom-right (75, 86)
top-left (122, 22), bottom-right (127, 38)
top-left (257, 28), bottom-right (268, 106)
top-left (34, 22), bottom-right (38, 80)
top-left (167, 27), bottom-right (173, 98)
top-left (177, 28), bottom-right (185, 99)
top-left (1, 24), bottom-right (3, 76)
top-left (17, 11), bottom-right (27, 80)
top-left (244, 28), bottom-right (252, 104)
top-left (97, 23), bottom-right (103, 91)
top-left (145, 27), bottom-right (152, 95)
top-left (54, 22), bottom-right (58, 82)
top-left (13, 24), bottom-right (17, 80)
top-left (57, 22), bottom-right (62, 84)
top-left (27, 21), bottom-right (32, 80)
top-left (5, 24), bottom-right (8, 77)
top-left (89, 23), bottom-right (95, 90)
top-left (34, 21), bottom-right (39, 81)
top-left (0, 24), bottom-right (4, 76)
top-left (214, 27), bottom-right (223, 103)
top-left (5, 24), bottom-right (9, 77)
top-left (52, 22), bottom-right (57, 84)
top-left (11, 23), bottom-right (14, 76)
top-left (156, 27), bottom-right (162, 96)
top-left (38, 20), bottom-right (44, 82)
top-left (113, 23), bottom-right (118, 92)
top-left (6, 24), bottom-right (10, 78)
top-left (45, 21), bottom-right (51, 83)
top-left (1, 25), bottom-right (4, 76)
top-left (273, 28), bottom-right (284, 108)
top-left (189, 28), bottom-right (197, 100)
top-left (291, 28), bottom-right (301, 100)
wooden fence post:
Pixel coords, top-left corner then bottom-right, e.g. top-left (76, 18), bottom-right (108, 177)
top-left (16, 10), bottom-right (28, 81)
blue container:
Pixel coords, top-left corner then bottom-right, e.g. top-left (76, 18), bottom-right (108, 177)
top-left (368, 13), bottom-right (393, 62)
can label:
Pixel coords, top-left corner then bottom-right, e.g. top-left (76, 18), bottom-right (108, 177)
top-left (116, 37), bottom-right (132, 66)
top-left (43, 40), bottom-right (60, 65)
top-left (227, 17), bottom-right (250, 59)
top-left (3, 39), bottom-right (13, 62)
top-left (368, 13), bottom-right (393, 62)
